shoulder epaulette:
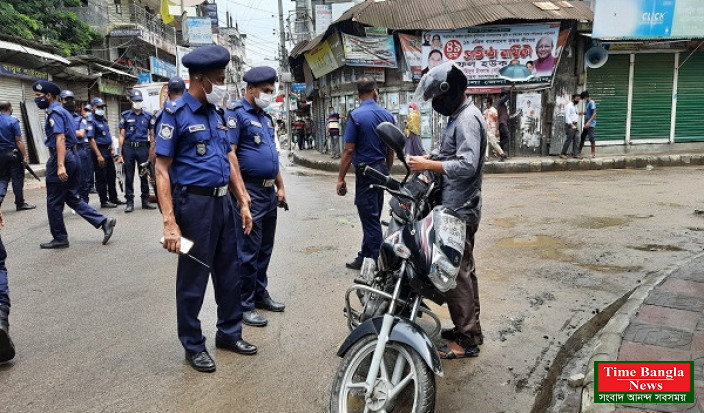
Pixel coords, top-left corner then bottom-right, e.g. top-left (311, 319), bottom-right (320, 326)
top-left (163, 98), bottom-right (185, 115)
top-left (121, 109), bottom-right (131, 116)
top-left (226, 101), bottom-right (243, 111)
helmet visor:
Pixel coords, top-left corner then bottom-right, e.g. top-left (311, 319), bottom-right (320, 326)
top-left (413, 61), bottom-right (458, 102)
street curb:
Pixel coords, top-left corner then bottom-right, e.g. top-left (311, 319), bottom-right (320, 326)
top-left (291, 151), bottom-right (704, 175)
top-left (579, 251), bottom-right (704, 413)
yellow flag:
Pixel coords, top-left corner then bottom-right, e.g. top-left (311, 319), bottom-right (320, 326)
top-left (161, 0), bottom-right (174, 24)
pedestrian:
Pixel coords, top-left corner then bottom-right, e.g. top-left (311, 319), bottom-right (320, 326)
top-left (118, 90), bottom-right (156, 213)
top-left (560, 94), bottom-right (582, 159)
top-left (408, 62), bottom-right (486, 359)
top-left (60, 91), bottom-right (93, 203)
top-left (87, 98), bottom-right (124, 208)
top-left (0, 210), bottom-right (15, 363)
top-left (305, 115), bottom-right (314, 150)
top-left (155, 45), bottom-right (256, 373)
top-left (226, 66), bottom-right (287, 328)
top-left (32, 80), bottom-right (116, 249)
top-left (293, 116), bottom-right (306, 151)
top-left (0, 101), bottom-right (35, 210)
top-left (336, 77), bottom-right (395, 270)
top-left (497, 93), bottom-right (511, 156)
top-left (404, 102), bottom-right (425, 157)
top-left (327, 106), bottom-right (341, 158)
top-left (482, 97), bottom-right (506, 161)
top-left (579, 90), bottom-right (597, 158)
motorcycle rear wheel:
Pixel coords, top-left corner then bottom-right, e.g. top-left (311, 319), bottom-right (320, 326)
top-left (330, 335), bottom-right (435, 413)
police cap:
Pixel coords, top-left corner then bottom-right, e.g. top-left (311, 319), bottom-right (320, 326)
top-left (129, 89), bottom-right (143, 102)
top-left (181, 45), bottom-right (231, 74)
top-left (243, 66), bottom-right (277, 86)
top-left (91, 97), bottom-right (106, 107)
top-left (168, 76), bottom-right (186, 93)
top-left (84, 104), bottom-right (92, 111)
top-left (60, 90), bottom-right (75, 99)
top-left (32, 80), bottom-right (61, 97)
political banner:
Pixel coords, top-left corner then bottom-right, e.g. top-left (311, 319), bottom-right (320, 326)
top-left (342, 34), bottom-right (398, 68)
top-left (421, 23), bottom-right (562, 87)
top-left (398, 34), bottom-right (423, 80)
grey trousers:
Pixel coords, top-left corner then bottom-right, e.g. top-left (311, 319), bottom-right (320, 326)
top-left (445, 224), bottom-right (481, 341)
top-left (331, 134), bottom-right (340, 156)
top-left (561, 124), bottom-right (579, 156)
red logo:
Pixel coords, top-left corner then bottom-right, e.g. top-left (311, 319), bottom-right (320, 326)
top-left (443, 40), bottom-right (463, 61)
top-left (597, 362), bottom-right (692, 393)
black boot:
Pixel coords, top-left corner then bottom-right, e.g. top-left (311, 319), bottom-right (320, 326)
top-left (0, 305), bottom-right (15, 363)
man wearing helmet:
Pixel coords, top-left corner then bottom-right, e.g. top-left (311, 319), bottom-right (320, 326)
top-left (407, 61), bottom-right (487, 359)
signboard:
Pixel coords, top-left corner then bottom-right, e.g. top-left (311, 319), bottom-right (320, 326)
top-left (138, 73), bottom-right (152, 84)
top-left (304, 33), bottom-right (345, 78)
top-left (176, 46), bottom-right (191, 80)
top-left (361, 67), bottom-right (385, 83)
top-left (593, 0), bottom-right (704, 39)
top-left (365, 27), bottom-right (388, 36)
top-left (183, 17), bottom-right (213, 46)
top-left (99, 79), bottom-right (123, 96)
top-left (203, 3), bottom-right (219, 34)
top-left (398, 34), bottom-right (423, 81)
top-left (421, 23), bottom-right (562, 87)
top-left (109, 28), bottom-right (143, 37)
top-left (292, 83), bottom-right (307, 92)
top-left (0, 63), bottom-right (48, 80)
top-left (342, 34), bottom-right (398, 68)
top-left (516, 92), bottom-right (543, 149)
top-left (315, 4), bottom-right (333, 35)
top-left (150, 56), bottom-right (177, 79)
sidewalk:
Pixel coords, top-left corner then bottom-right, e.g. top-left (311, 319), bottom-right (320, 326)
top-left (581, 252), bottom-right (704, 413)
top-left (290, 148), bottom-right (704, 174)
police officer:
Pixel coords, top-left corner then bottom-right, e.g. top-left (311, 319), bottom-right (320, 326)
top-left (88, 98), bottom-right (123, 208)
top-left (226, 66), bottom-right (286, 328)
top-left (0, 101), bottom-right (34, 211)
top-left (32, 81), bottom-right (116, 249)
top-left (83, 103), bottom-right (97, 195)
top-left (336, 77), bottom-right (395, 270)
top-left (60, 90), bottom-right (93, 203)
top-left (118, 90), bottom-right (156, 213)
top-left (155, 45), bottom-right (255, 373)
top-left (0, 210), bottom-right (14, 363)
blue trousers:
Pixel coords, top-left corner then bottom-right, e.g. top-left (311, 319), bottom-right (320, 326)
top-left (354, 164), bottom-right (387, 261)
top-left (46, 151), bottom-right (107, 242)
top-left (92, 145), bottom-right (118, 204)
top-left (10, 159), bottom-right (26, 207)
top-left (0, 235), bottom-right (8, 308)
top-left (122, 144), bottom-right (150, 204)
top-left (76, 145), bottom-right (94, 203)
top-left (173, 186), bottom-right (243, 353)
top-left (234, 184), bottom-right (277, 311)
top-left (0, 148), bottom-right (15, 207)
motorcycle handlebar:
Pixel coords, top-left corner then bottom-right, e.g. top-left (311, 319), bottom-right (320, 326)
top-left (363, 166), bottom-right (401, 190)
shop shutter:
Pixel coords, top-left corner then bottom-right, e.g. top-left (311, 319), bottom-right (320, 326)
top-left (0, 76), bottom-right (28, 147)
top-left (586, 54), bottom-right (630, 142)
top-left (675, 53), bottom-right (704, 142)
top-left (630, 53), bottom-right (674, 141)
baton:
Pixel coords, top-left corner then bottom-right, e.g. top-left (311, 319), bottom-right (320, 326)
top-left (24, 163), bottom-right (41, 181)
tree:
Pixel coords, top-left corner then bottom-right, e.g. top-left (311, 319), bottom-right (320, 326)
top-left (0, 0), bottom-right (101, 56)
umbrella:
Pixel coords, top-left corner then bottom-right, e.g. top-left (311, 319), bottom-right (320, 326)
top-left (498, 62), bottom-right (534, 83)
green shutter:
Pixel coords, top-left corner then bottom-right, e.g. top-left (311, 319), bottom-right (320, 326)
top-left (630, 54), bottom-right (674, 141)
top-left (587, 54), bottom-right (630, 141)
top-left (675, 53), bottom-right (704, 142)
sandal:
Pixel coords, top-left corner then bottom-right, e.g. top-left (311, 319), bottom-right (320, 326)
top-left (441, 329), bottom-right (484, 346)
top-left (438, 343), bottom-right (480, 359)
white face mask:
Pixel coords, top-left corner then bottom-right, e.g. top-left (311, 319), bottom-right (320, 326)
top-left (203, 76), bottom-right (227, 105)
top-left (132, 101), bottom-right (143, 110)
top-left (95, 109), bottom-right (105, 117)
top-left (254, 92), bottom-right (272, 109)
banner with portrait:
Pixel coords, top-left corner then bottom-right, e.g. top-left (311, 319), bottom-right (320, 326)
top-left (398, 34), bottom-right (423, 80)
top-left (421, 23), bottom-right (563, 87)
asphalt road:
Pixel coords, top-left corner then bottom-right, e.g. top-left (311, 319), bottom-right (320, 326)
top-left (0, 156), bottom-right (702, 413)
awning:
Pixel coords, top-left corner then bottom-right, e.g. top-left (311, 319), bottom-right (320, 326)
top-left (95, 63), bottom-right (138, 80)
top-left (0, 40), bottom-right (70, 65)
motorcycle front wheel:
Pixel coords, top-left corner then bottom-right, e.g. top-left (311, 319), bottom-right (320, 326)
top-left (330, 335), bottom-right (435, 413)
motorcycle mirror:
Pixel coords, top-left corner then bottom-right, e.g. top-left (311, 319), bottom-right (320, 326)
top-left (376, 122), bottom-right (410, 181)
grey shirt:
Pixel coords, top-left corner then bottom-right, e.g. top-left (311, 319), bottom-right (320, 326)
top-left (432, 101), bottom-right (487, 224)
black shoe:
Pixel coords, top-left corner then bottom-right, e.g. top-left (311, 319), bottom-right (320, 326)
top-left (255, 296), bottom-right (285, 312)
top-left (102, 218), bottom-right (116, 245)
top-left (16, 203), bottom-right (36, 211)
top-left (0, 306), bottom-right (15, 363)
top-left (185, 350), bottom-right (216, 373)
top-left (40, 239), bottom-right (69, 249)
top-left (142, 202), bottom-right (157, 210)
top-left (346, 257), bottom-right (363, 270)
top-left (89, 188), bottom-right (97, 194)
top-left (124, 204), bottom-right (134, 213)
top-left (215, 334), bottom-right (257, 355)
top-left (101, 202), bottom-right (117, 209)
top-left (110, 199), bottom-right (126, 205)
top-left (243, 310), bottom-right (268, 327)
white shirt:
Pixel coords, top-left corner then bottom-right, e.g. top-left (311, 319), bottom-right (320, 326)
top-left (564, 102), bottom-right (578, 125)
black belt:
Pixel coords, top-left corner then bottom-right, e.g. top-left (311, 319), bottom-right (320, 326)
top-left (48, 146), bottom-right (75, 154)
top-left (180, 185), bottom-right (229, 197)
top-left (355, 159), bottom-right (385, 172)
top-left (242, 176), bottom-right (276, 187)
top-left (127, 141), bottom-right (150, 148)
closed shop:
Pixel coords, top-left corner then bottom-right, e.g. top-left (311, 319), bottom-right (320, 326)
top-left (0, 75), bottom-right (28, 147)
top-left (630, 53), bottom-right (674, 142)
top-left (675, 52), bottom-right (704, 142)
top-left (586, 54), bottom-right (630, 142)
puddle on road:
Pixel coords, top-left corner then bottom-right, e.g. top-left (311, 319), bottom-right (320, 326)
top-left (496, 235), bottom-right (565, 259)
top-left (576, 263), bottom-right (643, 273)
top-left (629, 244), bottom-right (686, 252)
top-left (488, 217), bottom-right (519, 228)
top-left (576, 216), bottom-right (630, 229)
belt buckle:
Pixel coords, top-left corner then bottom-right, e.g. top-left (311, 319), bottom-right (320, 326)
top-left (215, 186), bottom-right (228, 196)
top-left (263, 179), bottom-right (275, 187)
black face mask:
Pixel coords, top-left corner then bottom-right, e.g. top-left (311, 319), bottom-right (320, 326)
top-left (432, 96), bottom-right (461, 117)
top-left (63, 102), bottom-right (76, 112)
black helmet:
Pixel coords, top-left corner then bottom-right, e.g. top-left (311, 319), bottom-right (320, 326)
top-left (413, 61), bottom-right (467, 116)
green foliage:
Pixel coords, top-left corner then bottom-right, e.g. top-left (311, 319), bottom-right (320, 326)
top-left (0, 0), bottom-right (102, 56)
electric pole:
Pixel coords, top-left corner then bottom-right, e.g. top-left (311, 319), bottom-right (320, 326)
top-left (278, 0), bottom-right (292, 150)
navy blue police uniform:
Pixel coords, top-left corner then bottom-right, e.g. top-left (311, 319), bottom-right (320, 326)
top-left (120, 90), bottom-right (153, 207)
top-left (0, 112), bottom-right (20, 207)
top-left (32, 81), bottom-right (113, 247)
top-left (226, 95), bottom-right (279, 314)
top-left (154, 46), bottom-right (246, 360)
top-left (87, 98), bottom-right (121, 206)
top-left (73, 111), bottom-right (93, 203)
top-left (344, 98), bottom-right (395, 262)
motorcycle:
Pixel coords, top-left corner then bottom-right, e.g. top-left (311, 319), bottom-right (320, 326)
top-left (330, 122), bottom-right (467, 413)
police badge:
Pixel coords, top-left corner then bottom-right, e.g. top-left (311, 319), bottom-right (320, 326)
top-left (254, 135), bottom-right (261, 145)
top-left (227, 117), bottom-right (237, 129)
top-left (159, 124), bottom-right (174, 140)
top-left (196, 143), bottom-right (207, 156)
